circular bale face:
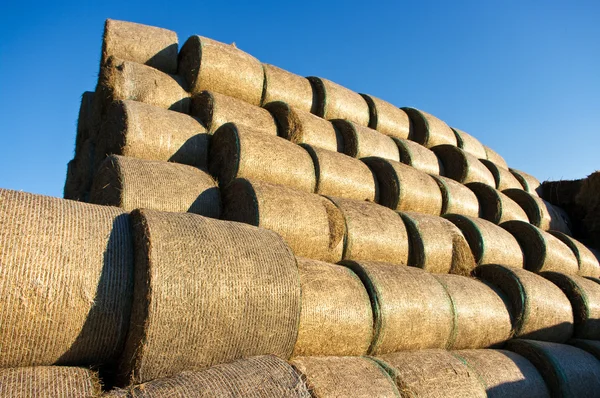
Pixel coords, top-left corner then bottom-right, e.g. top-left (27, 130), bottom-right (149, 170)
top-left (401, 107), bottom-right (457, 148)
top-left (433, 145), bottom-right (496, 187)
top-left (262, 64), bottom-right (314, 113)
top-left (362, 94), bottom-right (411, 140)
top-left (467, 182), bottom-right (529, 224)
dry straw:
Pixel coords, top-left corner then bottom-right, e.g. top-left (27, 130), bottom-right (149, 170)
top-left (394, 138), bottom-right (444, 175)
top-left (577, 172), bottom-right (600, 248)
top-left (209, 123), bottom-right (316, 192)
top-left (75, 91), bottom-right (95, 155)
top-left (467, 182), bottom-right (529, 224)
top-left (510, 168), bottom-right (542, 195)
top-left (504, 188), bottom-right (572, 234)
top-left (480, 158), bottom-right (523, 190)
top-left (222, 179), bottom-right (345, 263)
top-left (293, 258), bottom-right (373, 357)
top-left (118, 209), bottom-right (301, 385)
top-left (430, 175), bottom-right (480, 218)
top-left (0, 189), bottom-right (133, 368)
top-left (401, 107), bottom-right (458, 148)
top-left (502, 220), bottom-right (579, 274)
top-left (333, 120), bottom-right (400, 161)
top-left (262, 64), bottom-right (314, 113)
top-left (102, 19), bottom-right (178, 74)
top-left (452, 128), bottom-right (487, 159)
top-left (433, 145), bottom-right (496, 186)
top-left (549, 231), bottom-right (600, 277)
top-left (361, 94), bottom-right (411, 140)
top-left (474, 264), bottom-right (574, 342)
top-left (0, 366), bottom-right (102, 398)
top-left (178, 36), bottom-right (264, 105)
top-left (63, 138), bottom-right (96, 201)
top-left (484, 145), bottom-right (509, 169)
top-left (308, 77), bottom-right (370, 125)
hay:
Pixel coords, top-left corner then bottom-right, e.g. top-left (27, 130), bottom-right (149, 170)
top-left (292, 258), bottom-right (373, 357)
top-left (502, 220), bottom-right (579, 274)
top-left (178, 36), bottom-right (263, 105)
top-left (510, 168), bottom-right (542, 195)
top-left (101, 19), bottom-right (178, 74)
top-left (540, 178), bottom-right (584, 208)
top-left (576, 172), bottom-right (600, 249)
top-left (549, 231), bottom-right (600, 277)
top-left (291, 356), bottom-right (399, 398)
top-left (329, 197), bottom-right (409, 264)
top-left (333, 120), bottom-right (400, 161)
top-left (474, 264), bottom-right (574, 342)
top-left (118, 210), bottom-right (301, 385)
top-left (75, 91), bottom-right (95, 155)
top-left (303, 146), bottom-right (377, 201)
top-left (445, 214), bottom-right (524, 268)
top-left (340, 261), bottom-right (454, 353)
top-left (262, 64), bottom-right (314, 113)
top-left (504, 188), bottom-right (572, 234)
top-left (0, 189), bottom-right (133, 368)
top-left (89, 155), bottom-right (221, 217)
top-left (64, 139), bottom-right (96, 201)
top-left (361, 94), bottom-right (411, 140)
top-left (394, 138), bottom-right (444, 175)
top-left (467, 182), bottom-right (529, 224)
top-left (400, 212), bottom-right (476, 275)
top-left (433, 145), bottom-right (496, 186)
top-left (209, 123), bottom-right (316, 192)
top-left (480, 158), bottom-right (523, 190)
top-left (430, 175), bottom-right (480, 218)
top-left (569, 339), bottom-right (600, 360)
top-left (191, 90), bottom-right (278, 135)
top-left (363, 157), bottom-right (443, 215)
top-left (401, 107), bottom-right (457, 148)
top-left (222, 179), bottom-right (345, 263)
top-left (308, 77), bottom-right (370, 125)
top-left (452, 127), bottom-right (487, 159)
top-left (484, 145), bottom-right (509, 169)
top-left (0, 366), bottom-right (102, 398)
top-left (506, 339), bottom-right (600, 397)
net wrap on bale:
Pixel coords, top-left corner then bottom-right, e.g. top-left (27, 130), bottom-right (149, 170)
top-left (262, 64), bottom-right (314, 113)
top-left (361, 94), bottom-right (411, 140)
top-left (333, 119), bottom-right (400, 161)
top-left (431, 174), bottom-right (480, 218)
top-left (0, 366), bottom-right (102, 398)
top-left (467, 182), bottom-right (529, 224)
top-left (394, 138), bottom-right (444, 175)
top-left (401, 107), bottom-right (457, 148)
top-left (308, 77), bottom-right (370, 126)
top-left (433, 145), bottom-right (496, 187)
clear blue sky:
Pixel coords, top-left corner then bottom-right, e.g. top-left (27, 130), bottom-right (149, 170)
top-left (0, 1), bottom-right (598, 198)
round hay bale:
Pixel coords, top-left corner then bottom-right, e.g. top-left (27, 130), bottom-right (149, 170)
top-left (569, 339), bottom-right (600, 360)
top-left (89, 155), bottom-right (221, 217)
top-left (293, 258), bottom-right (373, 357)
top-left (332, 120), bottom-right (400, 161)
top-left (480, 158), bottom-right (523, 190)
top-left (101, 19), bottom-right (178, 74)
top-left (262, 64), bottom-right (314, 113)
top-left (361, 94), bottom-right (411, 140)
top-left (303, 145), bottom-right (377, 201)
top-left (400, 212), bottom-right (476, 275)
top-left (430, 175), bottom-right (480, 218)
top-left (363, 157), bottom-right (443, 215)
top-left (64, 139), bottom-right (96, 202)
top-left (506, 339), bottom-right (600, 397)
top-left (576, 172), bottom-right (600, 249)
top-left (178, 36), bottom-right (263, 105)
top-left (307, 77), bottom-right (370, 126)
top-left (222, 179), bottom-right (345, 263)
top-left (0, 366), bottom-right (102, 398)
top-left (401, 107), bottom-right (457, 148)
top-left (484, 145), bottom-right (509, 170)
top-left (209, 123), bottom-right (316, 192)
top-left (454, 349), bottom-right (550, 398)
top-left (502, 220), bottom-right (579, 274)
top-left (394, 138), bottom-right (444, 175)
top-left (433, 145), bottom-right (496, 186)
top-left (549, 231), bottom-right (600, 277)
top-left (63, 158), bottom-right (78, 200)
top-left (474, 264), bottom-right (574, 342)
top-left (118, 209), bottom-right (301, 385)
top-left (375, 350), bottom-right (486, 398)
top-left (291, 356), bottom-right (399, 398)
top-left (191, 90), bottom-right (278, 135)
top-left (445, 214), bottom-right (524, 268)
top-left (328, 197), bottom-right (409, 264)
top-left (504, 189), bottom-right (572, 234)
top-left (340, 261), bottom-right (454, 353)
top-left (0, 189), bottom-right (133, 368)
top-left (452, 127), bottom-right (487, 159)
top-left (265, 101), bottom-right (343, 152)
top-left (510, 168), bottom-right (542, 195)
top-left (467, 182), bottom-right (529, 224)
top-left (75, 91), bottom-right (95, 155)
top-left (434, 274), bottom-right (512, 349)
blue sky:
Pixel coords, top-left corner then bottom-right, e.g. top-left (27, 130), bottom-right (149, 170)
top-left (0, 1), bottom-right (598, 198)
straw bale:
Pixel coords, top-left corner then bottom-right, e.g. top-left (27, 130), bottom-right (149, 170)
top-left (308, 77), bottom-right (370, 125)
top-left (361, 94), bottom-right (410, 140)
top-left (333, 120), bottom-right (400, 161)
top-left (431, 175), bottom-right (480, 217)
top-left (75, 91), bottom-right (95, 155)
top-left (480, 158), bottom-right (523, 190)
top-left (433, 145), bottom-right (496, 186)
top-left (504, 188), bottom-right (572, 234)
top-left (64, 139), bottom-right (96, 201)
top-left (484, 145), bottom-right (509, 169)
top-left (394, 138), bottom-right (443, 175)
top-left (401, 107), bottom-right (457, 148)
top-left (577, 172), bottom-right (600, 249)
top-left (262, 64), bottom-right (314, 112)
top-left (452, 127), bottom-right (487, 159)
top-left (467, 182), bottom-right (529, 224)
top-left (510, 168), bottom-right (542, 195)
top-left (549, 231), bottom-right (600, 277)
top-left (0, 366), bottom-right (101, 398)
top-left (569, 339), bottom-right (600, 361)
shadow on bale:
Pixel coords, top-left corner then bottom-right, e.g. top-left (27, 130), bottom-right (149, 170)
top-left (169, 133), bottom-right (211, 170)
top-left (187, 186), bottom-right (222, 216)
top-left (146, 44), bottom-right (179, 71)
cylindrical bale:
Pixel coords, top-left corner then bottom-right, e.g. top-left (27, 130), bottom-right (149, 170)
top-left (63, 139), bottom-right (96, 202)
top-left (549, 231), bottom-right (600, 277)
top-left (433, 145), bottom-right (496, 186)
top-left (484, 145), bottom-right (509, 170)
top-left (0, 189), bottom-right (133, 368)
top-left (308, 77), bottom-right (370, 126)
top-left (510, 168), bottom-right (542, 195)
top-left (118, 210), bottom-right (301, 385)
top-left (454, 350), bottom-right (551, 398)
top-left (434, 275), bottom-right (512, 349)
top-left (506, 339), bottom-right (600, 397)
top-left (222, 179), bottom-right (345, 263)
top-left (467, 182), bottom-right (529, 224)
top-left (89, 155), bottom-right (221, 217)
top-left (504, 188), bottom-right (572, 234)
top-left (101, 19), bottom-right (178, 74)
top-left (400, 212), bottom-right (476, 275)
top-left (191, 90), bottom-right (278, 135)
top-left (363, 157), bottom-right (443, 215)
top-left (0, 366), bottom-right (102, 398)
top-left (474, 264), bottom-right (574, 342)
top-left (291, 357), bottom-right (399, 398)
top-left (293, 258), bottom-right (373, 357)
top-left (375, 350), bottom-right (487, 398)
top-left (262, 64), bottom-right (314, 113)
top-left (502, 220), bottom-right (579, 274)
top-left (445, 214), bottom-right (524, 268)
top-left (178, 36), bottom-right (263, 105)
top-left (430, 175), bottom-right (480, 218)
top-left (341, 261), bottom-right (454, 353)
top-left (332, 120), bottom-right (400, 161)
top-left (361, 94), bottom-right (411, 140)
top-left (75, 91), bottom-right (95, 155)
top-left (569, 339), bottom-right (600, 360)
top-left (303, 146), bottom-right (377, 201)
top-left (209, 123), bottom-right (316, 192)
top-left (394, 138), bottom-right (444, 175)
top-left (401, 107), bottom-right (457, 148)
top-left (329, 197), bottom-right (409, 265)
top-left (452, 127), bottom-right (487, 159)
top-left (480, 158), bottom-right (523, 191)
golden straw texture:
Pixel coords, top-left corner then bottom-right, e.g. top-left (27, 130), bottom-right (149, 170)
top-left (395, 138), bottom-right (444, 175)
top-left (308, 77), bottom-right (370, 125)
top-left (262, 64), bottom-right (314, 112)
top-left (333, 120), bottom-right (400, 161)
top-left (0, 366), bottom-right (102, 398)
top-left (431, 174), bottom-right (480, 217)
top-left (361, 94), bottom-right (411, 140)
top-left (402, 108), bottom-right (457, 148)
top-left (452, 127), bottom-right (487, 159)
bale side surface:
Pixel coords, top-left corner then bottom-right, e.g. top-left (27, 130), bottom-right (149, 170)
top-left (64, 139), bottom-right (96, 201)
top-left (484, 145), bottom-right (509, 170)
top-left (549, 231), bottom-right (600, 277)
top-left (0, 366), bottom-right (102, 398)
top-left (333, 120), bottom-right (400, 161)
top-left (431, 175), bottom-right (480, 218)
top-left (262, 64), bottom-right (314, 113)
top-left (433, 145), bottom-right (496, 186)
top-left (480, 158), bottom-right (523, 191)
top-left (452, 127), bottom-right (487, 159)
top-left (510, 168), bottom-right (542, 195)
top-left (361, 94), bottom-right (411, 140)
top-left (401, 107), bottom-right (457, 148)
top-left (467, 182), bottom-right (529, 224)
top-left (504, 188), bottom-right (572, 234)
top-left (394, 138), bottom-right (443, 175)
top-left (569, 339), bottom-right (600, 361)
top-left (308, 77), bottom-right (370, 125)
top-left (75, 91), bottom-right (95, 155)
top-left (576, 172), bottom-right (600, 249)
